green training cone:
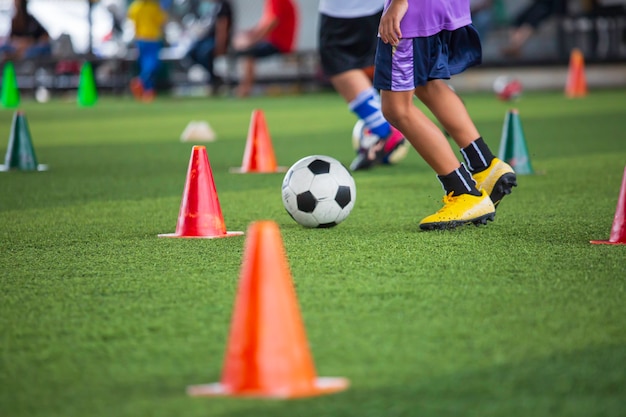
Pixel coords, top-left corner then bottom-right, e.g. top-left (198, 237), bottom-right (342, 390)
top-left (77, 61), bottom-right (97, 107)
top-left (0, 111), bottom-right (47, 172)
top-left (1, 61), bottom-right (20, 108)
top-left (497, 109), bottom-right (534, 175)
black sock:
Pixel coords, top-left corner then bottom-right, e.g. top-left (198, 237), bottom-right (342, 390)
top-left (437, 164), bottom-right (481, 197)
top-left (460, 137), bottom-right (495, 173)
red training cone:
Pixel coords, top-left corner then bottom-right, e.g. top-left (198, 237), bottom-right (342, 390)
top-left (159, 145), bottom-right (243, 239)
top-left (565, 48), bottom-right (588, 98)
top-left (591, 166), bottom-right (626, 245)
top-left (230, 109), bottom-right (287, 173)
top-left (187, 220), bottom-right (349, 399)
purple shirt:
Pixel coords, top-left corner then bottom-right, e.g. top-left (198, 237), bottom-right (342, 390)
top-left (384, 0), bottom-right (472, 38)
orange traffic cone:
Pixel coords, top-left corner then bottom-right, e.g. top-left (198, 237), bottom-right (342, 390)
top-left (159, 145), bottom-right (243, 239)
top-left (187, 220), bottom-right (349, 399)
top-left (230, 109), bottom-right (287, 173)
top-left (565, 48), bottom-right (587, 98)
top-left (591, 166), bottom-right (626, 245)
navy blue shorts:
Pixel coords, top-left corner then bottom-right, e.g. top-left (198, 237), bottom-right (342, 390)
top-left (374, 25), bottom-right (482, 91)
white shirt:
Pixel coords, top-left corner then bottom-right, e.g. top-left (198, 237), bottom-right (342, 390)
top-left (318, 0), bottom-right (384, 19)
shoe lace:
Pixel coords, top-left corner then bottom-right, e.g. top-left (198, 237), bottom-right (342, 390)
top-left (436, 192), bottom-right (458, 213)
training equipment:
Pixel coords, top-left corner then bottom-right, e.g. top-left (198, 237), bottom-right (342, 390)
top-left (187, 220), bottom-right (349, 398)
top-left (419, 189), bottom-right (496, 230)
top-left (0, 111), bottom-right (47, 172)
top-left (282, 155), bottom-right (356, 228)
top-left (35, 86), bottom-right (50, 103)
top-left (180, 121), bottom-right (216, 142)
top-left (351, 119), bottom-right (409, 165)
top-left (492, 75), bottom-right (523, 101)
top-left (159, 145), bottom-right (243, 238)
top-left (565, 48), bottom-right (588, 98)
top-left (231, 109), bottom-right (286, 173)
top-left (591, 166), bottom-right (626, 245)
top-left (498, 109), bottom-right (534, 175)
top-left (1, 61), bottom-right (20, 108)
top-left (472, 158), bottom-right (517, 208)
top-left (77, 61), bottom-right (97, 107)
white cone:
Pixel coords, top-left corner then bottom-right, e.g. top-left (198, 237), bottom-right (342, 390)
top-left (180, 121), bottom-right (217, 142)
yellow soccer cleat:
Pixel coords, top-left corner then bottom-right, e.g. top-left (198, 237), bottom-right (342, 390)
top-left (419, 190), bottom-right (496, 230)
top-left (472, 158), bottom-right (517, 207)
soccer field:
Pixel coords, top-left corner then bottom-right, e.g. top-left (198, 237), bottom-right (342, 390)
top-left (1, 89), bottom-right (625, 417)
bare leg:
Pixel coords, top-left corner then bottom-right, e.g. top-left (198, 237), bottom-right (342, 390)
top-left (237, 56), bottom-right (256, 97)
top-left (381, 89), bottom-right (460, 175)
top-left (414, 79), bottom-right (480, 149)
top-left (502, 24), bottom-right (534, 57)
top-left (329, 69), bottom-right (373, 102)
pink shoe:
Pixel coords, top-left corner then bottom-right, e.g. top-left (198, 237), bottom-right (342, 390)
top-left (350, 126), bottom-right (407, 171)
top-left (381, 126), bottom-right (406, 164)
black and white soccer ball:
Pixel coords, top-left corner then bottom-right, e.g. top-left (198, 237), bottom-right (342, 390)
top-left (282, 155), bottom-right (356, 228)
top-left (351, 119), bottom-right (410, 164)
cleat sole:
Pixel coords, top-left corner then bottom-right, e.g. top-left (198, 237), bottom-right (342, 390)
top-left (419, 212), bottom-right (495, 231)
top-left (490, 173), bottom-right (517, 207)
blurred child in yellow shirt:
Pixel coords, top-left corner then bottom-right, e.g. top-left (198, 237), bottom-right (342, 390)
top-left (127, 0), bottom-right (168, 102)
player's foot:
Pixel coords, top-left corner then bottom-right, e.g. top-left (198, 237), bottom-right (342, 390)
top-left (381, 126), bottom-right (408, 164)
top-left (142, 89), bottom-right (156, 103)
top-left (472, 158), bottom-right (517, 207)
top-left (130, 77), bottom-right (144, 100)
top-left (350, 126), bottom-right (406, 171)
top-left (419, 189), bottom-right (496, 230)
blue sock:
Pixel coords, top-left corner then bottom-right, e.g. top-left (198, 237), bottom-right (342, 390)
top-left (348, 87), bottom-right (392, 139)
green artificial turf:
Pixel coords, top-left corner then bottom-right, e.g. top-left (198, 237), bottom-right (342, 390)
top-left (1, 88), bottom-right (625, 417)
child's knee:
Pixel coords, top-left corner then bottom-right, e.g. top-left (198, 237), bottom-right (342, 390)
top-left (381, 101), bottom-right (409, 127)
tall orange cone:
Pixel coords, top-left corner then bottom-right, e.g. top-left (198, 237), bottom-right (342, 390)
top-left (187, 220), bottom-right (349, 399)
top-left (565, 48), bottom-right (587, 98)
top-left (230, 109), bottom-right (287, 173)
top-left (159, 145), bottom-right (243, 238)
top-left (591, 166), bottom-right (626, 245)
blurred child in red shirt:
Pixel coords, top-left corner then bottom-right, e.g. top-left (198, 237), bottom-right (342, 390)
top-left (232, 0), bottom-right (298, 97)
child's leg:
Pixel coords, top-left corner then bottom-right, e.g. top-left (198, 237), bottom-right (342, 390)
top-left (381, 89), bottom-right (460, 176)
top-left (416, 80), bottom-right (494, 171)
top-left (138, 41), bottom-right (160, 92)
top-left (414, 79), bottom-right (478, 148)
top-left (337, 73), bottom-right (391, 140)
top-left (415, 79), bottom-right (517, 206)
top-left (382, 88), bottom-right (496, 230)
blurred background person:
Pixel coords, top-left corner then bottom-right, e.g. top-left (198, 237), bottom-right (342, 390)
top-left (501, 0), bottom-right (567, 57)
top-left (127, 0), bottom-right (169, 102)
top-left (471, 0), bottom-right (495, 40)
top-left (317, 0), bottom-right (406, 171)
top-left (183, 0), bottom-right (233, 93)
top-left (0, 0), bottom-right (51, 62)
top-left (231, 0), bottom-right (298, 97)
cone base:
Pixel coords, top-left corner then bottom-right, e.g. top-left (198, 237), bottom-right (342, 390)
top-left (187, 377), bottom-right (350, 399)
top-left (590, 239), bottom-right (626, 245)
top-left (229, 166), bottom-right (288, 174)
top-left (0, 164), bottom-right (48, 172)
top-left (158, 231), bottom-right (244, 239)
